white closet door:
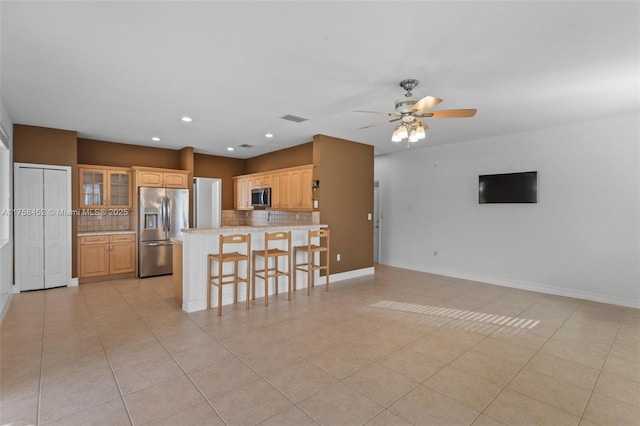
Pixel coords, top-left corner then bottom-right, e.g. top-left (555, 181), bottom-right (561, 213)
top-left (14, 164), bottom-right (71, 292)
top-left (44, 168), bottom-right (69, 288)
top-left (15, 167), bottom-right (45, 291)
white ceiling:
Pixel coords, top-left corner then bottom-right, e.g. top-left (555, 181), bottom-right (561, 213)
top-left (1, 1), bottom-right (638, 159)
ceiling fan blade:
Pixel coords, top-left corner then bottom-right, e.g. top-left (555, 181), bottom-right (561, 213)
top-left (411, 96), bottom-right (444, 113)
top-left (359, 117), bottom-right (401, 129)
top-left (427, 109), bottom-right (477, 118)
top-left (354, 110), bottom-right (400, 117)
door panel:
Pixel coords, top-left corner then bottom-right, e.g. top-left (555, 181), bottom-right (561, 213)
top-left (15, 167), bottom-right (44, 291)
top-left (166, 188), bottom-right (189, 239)
top-left (110, 242), bottom-right (135, 274)
top-left (138, 187), bottom-right (166, 242)
top-left (44, 169), bottom-right (69, 288)
top-left (139, 241), bottom-right (173, 277)
top-left (15, 164), bottom-right (71, 291)
top-left (79, 243), bottom-right (109, 277)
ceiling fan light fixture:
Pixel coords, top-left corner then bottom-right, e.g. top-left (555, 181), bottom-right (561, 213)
top-left (356, 78), bottom-right (476, 145)
top-left (398, 125), bottom-right (409, 139)
top-left (408, 128), bottom-right (419, 143)
top-left (391, 127), bottom-right (402, 142)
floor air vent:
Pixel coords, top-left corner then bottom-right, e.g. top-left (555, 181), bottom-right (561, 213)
top-left (280, 114), bottom-right (308, 123)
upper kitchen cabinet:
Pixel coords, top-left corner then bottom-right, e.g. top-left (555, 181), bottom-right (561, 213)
top-left (287, 166), bottom-right (313, 211)
top-left (233, 176), bottom-right (252, 210)
top-left (79, 165), bottom-right (132, 208)
top-left (234, 164), bottom-right (314, 211)
top-left (132, 166), bottom-right (190, 188)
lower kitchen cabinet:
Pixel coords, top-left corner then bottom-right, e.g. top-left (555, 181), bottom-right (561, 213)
top-left (78, 234), bottom-right (136, 280)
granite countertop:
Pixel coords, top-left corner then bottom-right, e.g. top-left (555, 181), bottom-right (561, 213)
top-left (182, 224), bottom-right (327, 234)
top-left (77, 230), bottom-right (136, 236)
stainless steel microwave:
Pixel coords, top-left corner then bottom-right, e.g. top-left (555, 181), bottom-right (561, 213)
top-left (251, 187), bottom-right (271, 207)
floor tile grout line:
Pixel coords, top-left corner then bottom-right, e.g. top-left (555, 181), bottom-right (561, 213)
top-left (576, 305), bottom-right (627, 422)
top-left (81, 280), bottom-right (136, 426)
top-left (129, 284), bottom-right (319, 425)
top-left (196, 287), bottom-right (407, 425)
top-left (35, 291), bottom-right (46, 426)
top-left (6, 270), bottom-right (636, 426)
top-left (472, 298), bottom-right (588, 424)
top-left (109, 278), bottom-right (226, 426)
top-left (195, 302), bottom-right (318, 424)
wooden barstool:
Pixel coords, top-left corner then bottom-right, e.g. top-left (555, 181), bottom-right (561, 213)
top-left (293, 229), bottom-right (330, 295)
top-left (207, 234), bottom-right (251, 316)
top-left (252, 231), bottom-right (291, 306)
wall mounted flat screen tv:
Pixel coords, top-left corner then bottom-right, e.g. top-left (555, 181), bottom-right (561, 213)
top-left (479, 171), bottom-right (537, 204)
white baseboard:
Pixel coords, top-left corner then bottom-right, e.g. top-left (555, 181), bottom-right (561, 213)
top-left (69, 278), bottom-right (79, 287)
top-left (183, 299), bottom-right (207, 313)
top-left (413, 265), bottom-right (640, 309)
top-left (0, 293), bottom-right (13, 323)
top-left (330, 267), bottom-right (375, 283)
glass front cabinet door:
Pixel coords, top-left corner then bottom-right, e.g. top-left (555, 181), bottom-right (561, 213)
top-left (79, 167), bottom-right (132, 208)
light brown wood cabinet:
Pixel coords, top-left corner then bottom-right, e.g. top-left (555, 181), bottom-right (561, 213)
top-left (133, 167), bottom-right (189, 188)
top-left (78, 234), bottom-right (136, 279)
top-left (270, 172), bottom-right (289, 210)
top-left (287, 167), bottom-right (313, 210)
top-left (233, 165), bottom-right (313, 211)
top-left (78, 166), bottom-right (132, 208)
top-left (233, 177), bottom-right (252, 210)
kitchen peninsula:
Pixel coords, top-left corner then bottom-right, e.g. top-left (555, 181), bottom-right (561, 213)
top-left (176, 224), bottom-right (327, 313)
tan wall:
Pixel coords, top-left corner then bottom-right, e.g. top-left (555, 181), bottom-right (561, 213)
top-left (13, 124), bottom-right (79, 278)
top-left (245, 142), bottom-right (313, 174)
top-left (313, 134), bottom-right (374, 274)
top-left (77, 138), bottom-right (181, 169)
top-left (13, 124), bottom-right (77, 166)
top-left (193, 153), bottom-right (246, 210)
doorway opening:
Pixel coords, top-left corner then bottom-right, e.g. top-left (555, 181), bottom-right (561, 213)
top-left (373, 180), bottom-right (381, 264)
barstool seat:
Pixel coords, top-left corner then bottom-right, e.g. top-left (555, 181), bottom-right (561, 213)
top-left (252, 231), bottom-right (291, 306)
top-left (207, 233), bottom-right (251, 316)
top-left (293, 228), bottom-right (330, 295)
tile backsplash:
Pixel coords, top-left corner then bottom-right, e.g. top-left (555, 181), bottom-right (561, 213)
top-left (78, 209), bottom-right (318, 232)
top-left (77, 212), bottom-right (132, 232)
top-left (222, 210), bottom-right (319, 226)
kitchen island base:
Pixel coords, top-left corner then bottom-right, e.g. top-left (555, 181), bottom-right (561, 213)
top-left (178, 225), bottom-right (327, 313)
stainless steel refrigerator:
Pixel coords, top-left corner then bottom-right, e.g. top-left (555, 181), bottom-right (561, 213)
top-left (138, 187), bottom-right (189, 278)
top-left (193, 177), bottom-right (222, 228)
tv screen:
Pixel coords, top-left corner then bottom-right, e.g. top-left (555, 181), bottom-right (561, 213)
top-left (479, 171), bottom-right (537, 204)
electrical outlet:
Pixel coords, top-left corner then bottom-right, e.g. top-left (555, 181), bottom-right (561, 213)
top-left (337, 254), bottom-right (341, 261)
top-left (367, 213), bottom-right (372, 220)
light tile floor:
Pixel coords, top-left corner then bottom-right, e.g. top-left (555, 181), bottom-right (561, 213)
top-left (1, 265), bottom-right (639, 425)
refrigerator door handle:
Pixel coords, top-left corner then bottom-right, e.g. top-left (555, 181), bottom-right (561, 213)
top-left (160, 197), bottom-right (165, 233)
top-left (142, 241), bottom-right (173, 247)
top-left (164, 195), bottom-right (171, 233)
top-left (163, 195), bottom-right (169, 233)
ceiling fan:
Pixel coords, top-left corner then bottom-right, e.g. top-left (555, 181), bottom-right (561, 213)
top-left (355, 79), bottom-right (476, 143)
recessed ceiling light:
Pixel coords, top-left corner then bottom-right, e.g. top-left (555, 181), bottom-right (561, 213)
top-left (181, 116), bottom-right (192, 122)
top-left (227, 147), bottom-right (234, 151)
top-left (265, 133), bottom-right (274, 138)
top-left (151, 137), bottom-right (160, 142)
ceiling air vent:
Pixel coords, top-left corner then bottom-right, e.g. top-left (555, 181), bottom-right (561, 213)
top-left (239, 144), bottom-right (253, 148)
top-left (280, 114), bottom-right (308, 123)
